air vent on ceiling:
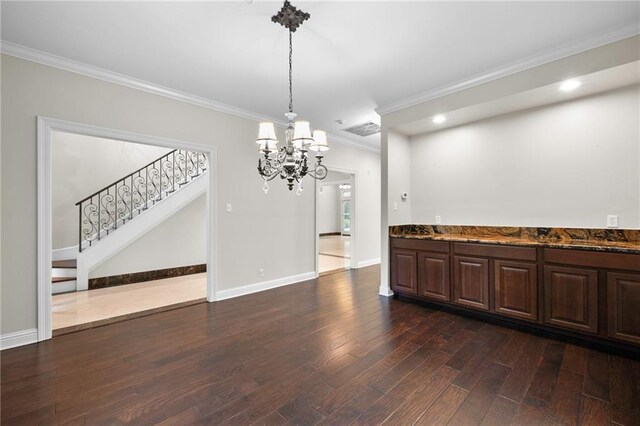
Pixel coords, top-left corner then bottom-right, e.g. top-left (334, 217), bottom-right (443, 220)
top-left (342, 121), bottom-right (381, 137)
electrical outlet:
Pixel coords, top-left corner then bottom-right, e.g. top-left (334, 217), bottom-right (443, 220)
top-left (435, 215), bottom-right (442, 224)
top-left (607, 215), bottom-right (618, 228)
top-left (258, 268), bottom-right (264, 277)
top-left (393, 202), bottom-right (398, 211)
top-left (226, 203), bottom-right (232, 212)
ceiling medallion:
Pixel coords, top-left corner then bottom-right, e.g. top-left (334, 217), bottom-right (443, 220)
top-left (256, 0), bottom-right (329, 195)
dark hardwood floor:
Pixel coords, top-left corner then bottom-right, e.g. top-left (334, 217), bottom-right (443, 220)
top-left (2, 265), bottom-right (639, 425)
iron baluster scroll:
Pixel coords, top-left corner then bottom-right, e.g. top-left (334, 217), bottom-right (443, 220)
top-left (76, 149), bottom-right (207, 252)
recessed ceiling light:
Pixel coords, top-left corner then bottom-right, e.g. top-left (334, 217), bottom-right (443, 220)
top-left (432, 115), bottom-right (447, 124)
top-left (559, 79), bottom-right (582, 92)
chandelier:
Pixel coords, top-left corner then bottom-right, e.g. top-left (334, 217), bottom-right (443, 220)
top-left (256, 0), bottom-right (329, 195)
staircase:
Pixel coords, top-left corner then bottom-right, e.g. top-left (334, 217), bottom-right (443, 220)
top-left (52, 260), bottom-right (77, 294)
top-left (53, 148), bottom-right (208, 294)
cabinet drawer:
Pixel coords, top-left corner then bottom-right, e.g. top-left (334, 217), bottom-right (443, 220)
top-left (390, 238), bottom-right (450, 253)
top-left (455, 243), bottom-right (536, 261)
top-left (544, 249), bottom-right (640, 272)
top-left (544, 265), bottom-right (598, 334)
top-left (494, 260), bottom-right (537, 321)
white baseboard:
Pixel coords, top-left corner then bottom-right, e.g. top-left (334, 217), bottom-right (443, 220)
top-left (378, 286), bottom-right (394, 297)
top-left (356, 258), bottom-right (381, 268)
top-left (216, 272), bottom-right (316, 301)
top-left (52, 245), bottom-right (77, 261)
top-left (1, 329), bottom-right (38, 350)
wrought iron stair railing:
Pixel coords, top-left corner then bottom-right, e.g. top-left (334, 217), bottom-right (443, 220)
top-left (76, 149), bottom-right (207, 252)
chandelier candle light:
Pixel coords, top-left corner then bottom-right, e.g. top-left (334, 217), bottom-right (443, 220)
top-left (256, 1), bottom-right (329, 195)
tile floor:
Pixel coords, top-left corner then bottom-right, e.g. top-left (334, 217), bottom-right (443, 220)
top-left (319, 235), bottom-right (350, 273)
top-left (52, 273), bottom-right (206, 330)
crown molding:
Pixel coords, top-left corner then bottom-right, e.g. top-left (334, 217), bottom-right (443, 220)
top-left (376, 24), bottom-right (640, 116)
top-left (0, 40), bottom-right (380, 153)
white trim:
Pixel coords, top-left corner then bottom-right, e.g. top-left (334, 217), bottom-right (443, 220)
top-left (1, 329), bottom-right (38, 350)
top-left (37, 117), bottom-right (218, 342)
top-left (216, 272), bottom-right (316, 301)
top-left (376, 25), bottom-right (640, 115)
top-left (52, 245), bottom-right (77, 261)
top-left (356, 258), bottom-right (381, 268)
top-left (379, 286), bottom-right (394, 297)
top-left (1, 41), bottom-right (379, 153)
top-left (37, 118), bottom-right (53, 341)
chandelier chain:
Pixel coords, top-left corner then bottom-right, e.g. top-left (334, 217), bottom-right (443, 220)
top-left (289, 30), bottom-right (293, 113)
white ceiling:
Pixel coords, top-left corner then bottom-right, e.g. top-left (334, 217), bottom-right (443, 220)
top-left (396, 61), bottom-right (640, 136)
top-left (2, 1), bottom-right (639, 149)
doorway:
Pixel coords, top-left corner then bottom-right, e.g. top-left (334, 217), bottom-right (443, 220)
top-left (37, 118), bottom-right (217, 341)
top-left (316, 169), bottom-right (356, 275)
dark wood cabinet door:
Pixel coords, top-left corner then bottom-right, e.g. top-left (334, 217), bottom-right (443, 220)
top-left (418, 253), bottom-right (450, 301)
top-left (607, 272), bottom-right (640, 344)
top-left (493, 260), bottom-right (537, 321)
top-left (544, 265), bottom-right (598, 334)
top-left (391, 249), bottom-right (417, 295)
top-left (453, 256), bottom-right (489, 310)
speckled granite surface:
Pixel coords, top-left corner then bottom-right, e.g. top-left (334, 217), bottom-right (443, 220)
top-left (389, 225), bottom-right (640, 254)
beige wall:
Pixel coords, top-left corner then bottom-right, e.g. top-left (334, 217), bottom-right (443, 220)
top-left (387, 130), bottom-right (412, 225)
top-left (408, 85), bottom-right (640, 228)
top-left (0, 55), bottom-right (381, 335)
top-left (318, 184), bottom-right (341, 234)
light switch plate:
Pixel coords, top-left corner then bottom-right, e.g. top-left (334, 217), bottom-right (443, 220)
top-left (226, 203), bottom-right (232, 212)
top-left (606, 215), bottom-right (618, 228)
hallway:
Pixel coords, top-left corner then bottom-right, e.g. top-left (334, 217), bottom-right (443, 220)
top-left (319, 235), bottom-right (350, 273)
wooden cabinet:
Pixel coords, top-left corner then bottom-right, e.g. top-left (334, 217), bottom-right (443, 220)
top-left (391, 249), bottom-right (417, 295)
top-left (607, 272), bottom-right (640, 344)
top-left (389, 237), bottom-right (640, 350)
top-left (418, 252), bottom-right (450, 301)
top-left (544, 265), bottom-right (598, 334)
top-left (493, 260), bottom-right (537, 321)
top-left (453, 256), bottom-right (489, 311)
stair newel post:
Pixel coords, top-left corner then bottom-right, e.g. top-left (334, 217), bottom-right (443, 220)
top-left (173, 150), bottom-right (176, 192)
top-left (78, 202), bottom-right (82, 253)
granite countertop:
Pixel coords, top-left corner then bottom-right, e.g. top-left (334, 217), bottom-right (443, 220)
top-left (389, 225), bottom-right (640, 254)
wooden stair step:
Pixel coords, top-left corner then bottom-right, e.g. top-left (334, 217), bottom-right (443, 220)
top-left (52, 260), bottom-right (77, 269)
top-left (53, 277), bottom-right (76, 284)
